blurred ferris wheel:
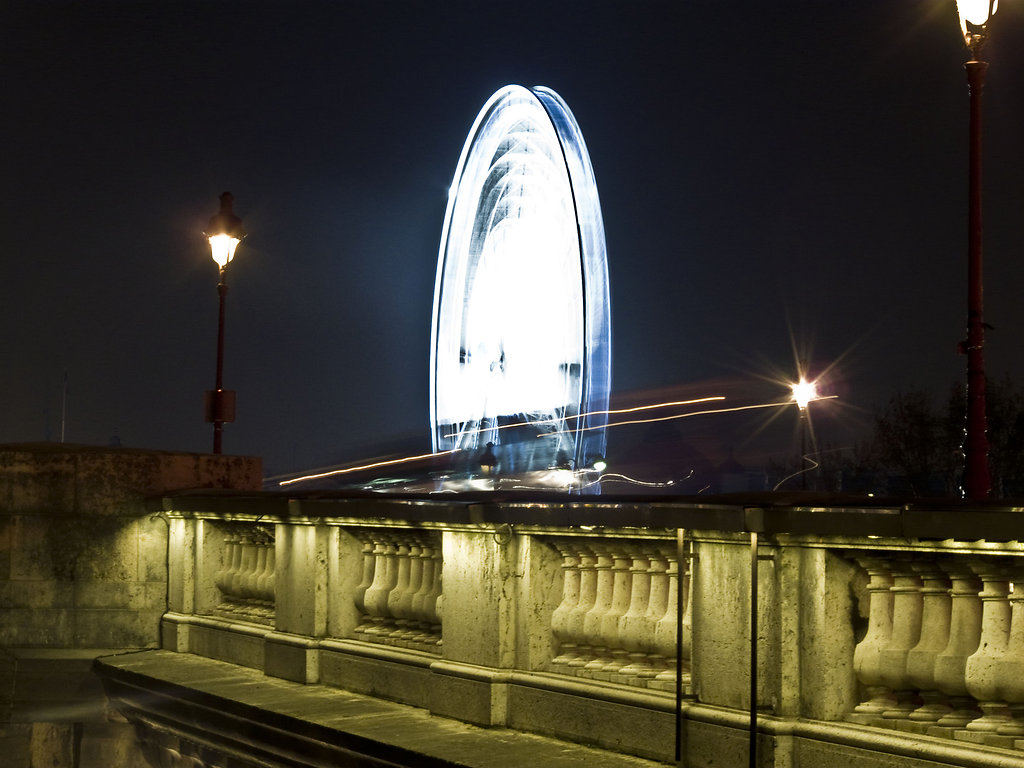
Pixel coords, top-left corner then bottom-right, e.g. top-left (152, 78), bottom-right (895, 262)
top-left (430, 85), bottom-right (611, 475)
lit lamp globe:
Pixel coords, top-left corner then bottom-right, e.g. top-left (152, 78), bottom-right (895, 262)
top-left (479, 442), bottom-right (498, 476)
top-left (206, 192), bottom-right (244, 272)
top-left (957, 0), bottom-right (997, 53)
top-left (791, 378), bottom-right (818, 411)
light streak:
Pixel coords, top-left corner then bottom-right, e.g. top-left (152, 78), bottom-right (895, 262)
top-left (589, 473), bottom-right (676, 489)
top-left (443, 396), bottom-right (726, 441)
top-left (539, 397), bottom-right (838, 438)
top-left (771, 444), bottom-right (851, 491)
top-left (279, 449), bottom-right (463, 487)
top-left (773, 454), bottom-right (821, 491)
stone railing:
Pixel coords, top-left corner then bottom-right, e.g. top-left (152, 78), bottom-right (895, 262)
top-left (132, 494), bottom-right (1024, 767)
top-left (546, 536), bottom-right (685, 691)
top-left (349, 527), bottom-right (442, 654)
top-left (847, 550), bottom-right (1024, 749)
top-left (212, 526), bottom-right (276, 624)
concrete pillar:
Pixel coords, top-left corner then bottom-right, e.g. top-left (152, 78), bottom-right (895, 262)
top-left (692, 537), bottom-right (763, 710)
top-left (781, 546), bottom-right (858, 721)
top-left (513, 534), bottom-right (562, 673)
top-left (161, 517), bottom-right (195, 652)
top-left (429, 527), bottom-right (518, 726)
top-left (265, 522), bottom-right (333, 684)
top-left (195, 519), bottom-right (224, 615)
top-left (439, 528), bottom-right (516, 668)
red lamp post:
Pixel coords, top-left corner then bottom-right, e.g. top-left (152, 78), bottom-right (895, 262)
top-left (956, 0), bottom-right (997, 498)
top-left (204, 192), bottom-right (244, 454)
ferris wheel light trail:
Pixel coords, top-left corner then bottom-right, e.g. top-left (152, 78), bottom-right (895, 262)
top-left (441, 396), bottom-right (726, 441)
top-left (430, 85), bottom-right (611, 476)
top-left (577, 473), bottom-right (677, 491)
top-left (279, 449), bottom-right (463, 487)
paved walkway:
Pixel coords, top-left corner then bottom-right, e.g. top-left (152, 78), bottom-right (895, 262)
top-left (96, 650), bottom-right (672, 768)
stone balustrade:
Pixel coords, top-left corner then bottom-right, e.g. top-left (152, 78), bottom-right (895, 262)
top-left (547, 536), bottom-right (685, 691)
top-left (847, 550), bottom-right (1024, 750)
top-left (350, 528), bottom-right (442, 654)
top-left (135, 495), bottom-right (1024, 767)
top-left (212, 526), bottom-right (276, 624)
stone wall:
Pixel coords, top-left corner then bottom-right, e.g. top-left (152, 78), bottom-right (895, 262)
top-left (0, 443), bottom-right (262, 768)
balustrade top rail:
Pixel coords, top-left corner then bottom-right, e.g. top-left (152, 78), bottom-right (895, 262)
top-left (151, 489), bottom-right (1024, 543)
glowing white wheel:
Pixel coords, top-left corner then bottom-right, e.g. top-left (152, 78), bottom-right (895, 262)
top-left (430, 85), bottom-right (611, 473)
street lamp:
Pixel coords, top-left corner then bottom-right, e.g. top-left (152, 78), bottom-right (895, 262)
top-left (479, 442), bottom-right (498, 473)
top-left (955, 0), bottom-right (997, 498)
top-left (791, 376), bottom-right (817, 490)
top-left (204, 192), bottom-right (244, 454)
top-left (791, 377), bottom-right (817, 412)
top-left (479, 441), bottom-right (499, 490)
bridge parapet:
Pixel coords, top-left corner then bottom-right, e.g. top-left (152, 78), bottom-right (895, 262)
top-left (117, 492), bottom-right (1024, 766)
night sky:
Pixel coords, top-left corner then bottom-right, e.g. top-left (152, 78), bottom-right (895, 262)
top-left (3, 1), bottom-right (1024, 480)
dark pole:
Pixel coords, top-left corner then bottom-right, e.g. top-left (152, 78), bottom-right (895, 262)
top-left (962, 56), bottom-right (991, 499)
top-left (213, 269), bottom-right (228, 454)
top-left (800, 411), bottom-right (808, 491)
top-left (674, 528), bottom-right (685, 765)
top-left (205, 192), bottom-right (243, 455)
top-left (748, 530), bottom-right (758, 768)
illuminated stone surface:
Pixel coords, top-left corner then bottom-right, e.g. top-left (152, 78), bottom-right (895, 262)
top-left (0, 443), bottom-right (262, 768)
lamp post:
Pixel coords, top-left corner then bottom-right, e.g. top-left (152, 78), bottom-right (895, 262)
top-left (479, 441), bottom-right (498, 489)
top-left (204, 192), bottom-right (244, 454)
top-left (791, 376), bottom-right (817, 490)
top-left (956, 0), bottom-right (996, 498)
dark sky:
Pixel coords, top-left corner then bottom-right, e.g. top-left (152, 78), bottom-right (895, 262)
top-left (3, 1), bottom-right (1024, 478)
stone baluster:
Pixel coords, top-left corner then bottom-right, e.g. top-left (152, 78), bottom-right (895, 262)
top-left (352, 533), bottom-right (378, 634)
top-left (221, 536), bottom-right (244, 603)
top-left (906, 562), bottom-right (953, 722)
top-left (651, 544), bottom-right (680, 690)
top-left (361, 539), bottom-right (399, 637)
top-left (851, 556), bottom-right (897, 717)
top-left (565, 548), bottom-right (600, 670)
top-left (257, 541), bottom-right (276, 606)
top-left (578, 545), bottom-right (617, 676)
top-left (214, 536), bottom-right (239, 597)
top-left (964, 559), bottom-right (1013, 732)
top-left (630, 545), bottom-right (670, 681)
top-left (588, 544), bottom-right (636, 679)
top-left (243, 540), bottom-right (267, 602)
top-left (409, 538), bottom-right (439, 650)
top-left (412, 538), bottom-right (443, 652)
top-left (550, 539), bottom-right (585, 670)
top-left (226, 536), bottom-right (251, 602)
top-left (934, 561), bottom-right (983, 728)
top-left (995, 562), bottom-right (1024, 736)
top-left (616, 542), bottom-right (657, 682)
top-left (392, 536), bottom-right (425, 643)
top-left (427, 541), bottom-right (443, 649)
top-left (232, 537), bottom-right (258, 602)
top-left (385, 539), bottom-right (414, 642)
top-left (877, 560), bottom-right (924, 719)
top-left (681, 547), bottom-right (692, 664)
